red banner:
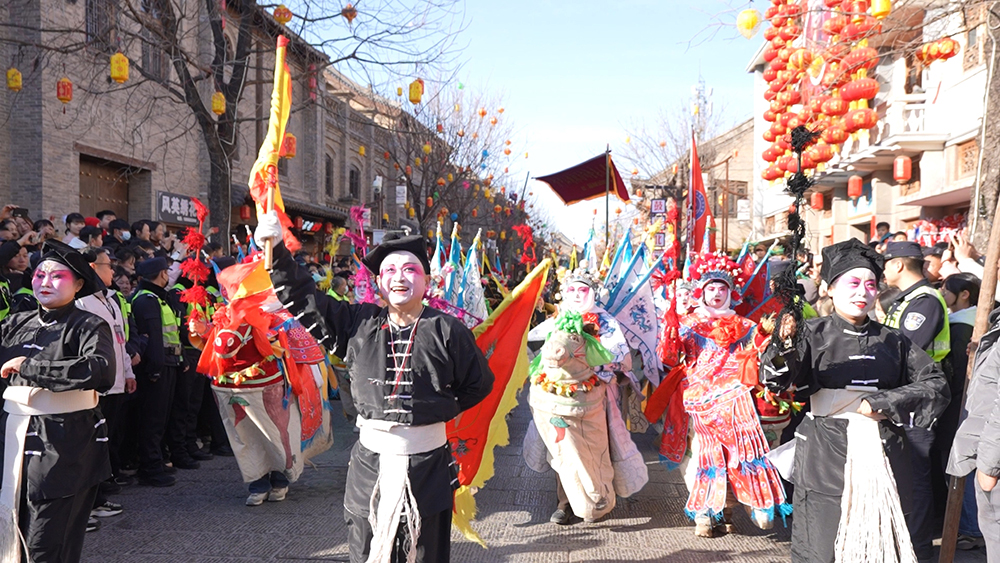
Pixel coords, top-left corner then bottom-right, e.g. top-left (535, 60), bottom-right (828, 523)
top-left (689, 135), bottom-right (715, 253)
top-left (536, 153), bottom-right (630, 205)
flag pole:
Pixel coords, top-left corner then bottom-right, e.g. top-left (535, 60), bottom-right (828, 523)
top-left (265, 169), bottom-right (275, 270)
top-left (605, 144), bottom-right (611, 248)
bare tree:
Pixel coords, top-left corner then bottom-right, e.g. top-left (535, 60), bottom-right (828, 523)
top-left (1, 0), bottom-right (465, 246)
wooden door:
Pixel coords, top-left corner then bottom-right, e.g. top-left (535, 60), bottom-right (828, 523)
top-left (79, 157), bottom-right (130, 220)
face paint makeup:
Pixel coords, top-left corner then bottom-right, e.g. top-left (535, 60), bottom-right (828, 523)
top-left (378, 251), bottom-right (427, 308)
top-left (562, 281), bottom-right (596, 313)
top-left (831, 267), bottom-right (878, 323)
top-left (702, 281), bottom-right (732, 312)
top-left (33, 260), bottom-right (82, 309)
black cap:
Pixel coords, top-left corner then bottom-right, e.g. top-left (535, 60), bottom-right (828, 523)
top-left (922, 245), bottom-right (945, 258)
top-left (766, 258), bottom-right (792, 280)
top-left (821, 238), bottom-right (885, 284)
top-left (136, 256), bottom-right (169, 279)
top-left (883, 241), bottom-right (924, 261)
top-left (35, 241), bottom-right (99, 298)
top-left (361, 233), bottom-right (430, 275)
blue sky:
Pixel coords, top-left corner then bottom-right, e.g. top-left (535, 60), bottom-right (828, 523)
top-left (453, 0), bottom-right (763, 243)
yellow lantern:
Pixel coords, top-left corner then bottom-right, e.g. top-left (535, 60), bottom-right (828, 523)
top-left (358, 145), bottom-right (366, 156)
top-left (273, 4), bottom-right (293, 24)
top-left (422, 143), bottom-right (432, 155)
top-left (396, 87), bottom-right (403, 96)
top-left (6, 68), bottom-right (21, 92)
top-left (408, 208), bottom-right (415, 218)
top-left (498, 107), bottom-right (505, 114)
top-left (281, 133), bottom-right (297, 158)
top-left (447, 173), bottom-right (454, 182)
top-left (454, 104), bottom-right (461, 113)
top-left (211, 91), bottom-right (225, 115)
top-left (383, 213), bottom-right (389, 221)
top-left (56, 77), bottom-right (73, 104)
top-left (110, 52), bottom-right (129, 83)
top-left (457, 129), bottom-right (465, 137)
top-left (408, 78), bottom-right (424, 104)
top-left (871, 0), bottom-right (891, 19)
top-left (415, 157), bottom-right (422, 166)
top-left (500, 231), bottom-right (506, 240)
top-left (736, 8), bottom-right (760, 39)
top-left (341, 3), bottom-right (358, 23)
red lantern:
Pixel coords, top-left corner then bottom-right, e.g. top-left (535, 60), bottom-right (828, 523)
top-left (822, 97), bottom-right (849, 117)
top-left (383, 151), bottom-right (391, 160)
top-left (848, 175), bottom-right (864, 199)
top-left (239, 204), bottom-right (251, 221)
top-left (436, 177), bottom-right (446, 186)
top-left (844, 108), bottom-right (877, 133)
top-left (840, 78), bottom-right (879, 102)
top-left (779, 24), bottom-right (802, 42)
top-left (788, 49), bottom-right (813, 71)
top-left (762, 165), bottom-right (784, 181)
top-left (763, 110), bottom-right (778, 122)
top-left (763, 67), bottom-right (778, 83)
top-left (823, 15), bottom-right (847, 36)
top-left (842, 47), bottom-right (879, 73)
top-left (937, 37), bottom-right (960, 60)
top-left (822, 124), bottom-right (848, 145)
top-left (494, 204), bottom-right (502, 214)
top-left (280, 133), bottom-right (297, 158)
top-left (472, 209), bottom-right (478, 218)
top-left (894, 155), bottom-right (912, 183)
top-left (810, 192), bottom-right (824, 211)
top-left (293, 216), bottom-right (303, 229)
top-left (762, 146), bottom-right (781, 162)
top-left (56, 77), bottom-right (73, 104)
top-left (273, 4), bottom-right (293, 24)
top-left (764, 26), bottom-right (779, 42)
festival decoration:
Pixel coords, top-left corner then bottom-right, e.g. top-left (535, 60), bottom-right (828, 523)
top-left (6, 68), bottom-right (21, 91)
top-left (273, 4), bottom-right (292, 24)
top-left (280, 133), bottom-right (296, 158)
top-left (57, 77), bottom-right (72, 104)
top-left (341, 3), bottom-right (357, 23)
top-left (211, 91), bottom-right (225, 115)
top-left (737, 8), bottom-right (761, 39)
top-left (408, 78), bottom-right (424, 104)
top-left (894, 155), bottom-right (912, 183)
top-left (110, 52), bottom-right (129, 83)
top-left (848, 174), bottom-right (863, 199)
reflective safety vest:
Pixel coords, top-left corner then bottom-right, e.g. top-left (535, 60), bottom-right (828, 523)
top-left (327, 288), bottom-right (349, 302)
top-left (173, 284), bottom-right (217, 319)
top-left (113, 291), bottom-right (130, 341)
top-left (885, 285), bottom-right (951, 363)
top-left (0, 278), bottom-right (10, 321)
top-left (133, 289), bottom-right (182, 356)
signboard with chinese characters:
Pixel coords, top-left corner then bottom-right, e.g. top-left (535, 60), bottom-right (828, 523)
top-left (361, 208), bottom-right (372, 228)
top-left (650, 198), bottom-right (666, 214)
top-left (395, 185), bottom-right (407, 205)
top-left (156, 191), bottom-right (200, 226)
top-left (654, 232), bottom-right (666, 249)
top-left (737, 198), bottom-right (751, 221)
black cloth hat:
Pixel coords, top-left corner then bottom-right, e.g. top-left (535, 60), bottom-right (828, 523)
top-left (820, 238), bottom-right (885, 284)
top-left (136, 256), bottom-right (169, 279)
top-left (213, 256), bottom-right (237, 272)
top-left (766, 258), bottom-right (792, 280)
top-left (883, 241), bottom-right (924, 261)
top-left (361, 233), bottom-right (430, 275)
top-left (35, 241), bottom-right (99, 298)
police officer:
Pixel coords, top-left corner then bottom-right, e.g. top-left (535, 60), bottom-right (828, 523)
top-left (882, 240), bottom-right (951, 562)
top-left (168, 276), bottom-right (214, 468)
top-left (131, 256), bottom-right (183, 487)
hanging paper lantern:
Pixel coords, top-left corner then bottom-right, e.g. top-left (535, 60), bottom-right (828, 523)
top-left (434, 191), bottom-right (440, 198)
top-left (482, 149), bottom-right (489, 158)
top-left (486, 230), bottom-right (495, 238)
top-left (631, 168), bottom-right (638, 175)
top-left (848, 175), bottom-right (864, 199)
top-left (871, 0), bottom-right (891, 19)
top-left (489, 116), bottom-right (498, 126)
top-left (936, 37), bottom-right (960, 60)
top-left (110, 52), bottom-right (129, 83)
top-left (447, 173), bottom-right (454, 182)
top-left (383, 151), bottom-right (391, 160)
top-left (822, 97), bottom-right (849, 117)
top-left (273, 4), bottom-right (292, 24)
top-left (736, 8), bottom-right (761, 39)
top-left (405, 165), bottom-right (412, 175)
top-left (211, 91), bottom-right (225, 115)
top-left (422, 143), bottom-right (432, 155)
top-left (844, 108), bottom-right (877, 132)
top-left (56, 77), bottom-right (73, 105)
top-left (457, 129), bottom-right (465, 137)
top-left (359, 145), bottom-right (366, 156)
top-left (408, 208), bottom-right (415, 218)
top-left (281, 133), bottom-right (297, 158)
top-left (436, 123), bottom-right (444, 133)
top-left (841, 77), bottom-right (879, 101)
top-left (498, 107), bottom-right (505, 114)
top-left (788, 49), bottom-right (813, 71)
top-left (436, 177), bottom-right (446, 186)
top-left (341, 3), bottom-right (358, 23)
top-left (6, 68), bottom-right (21, 92)
top-left (449, 213), bottom-right (457, 222)
top-left (414, 157), bottom-right (421, 166)
top-left (426, 196), bottom-right (434, 207)
top-left (408, 78), bottom-right (424, 104)
top-left (503, 148), bottom-right (511, 156)
top-left (478, 108), bottom-right (487, 118)
top-left (472, 208), bottom-right (478, 218)
top-left (842, 47), bottom-right (879, 73)
top-left (396, 87), bottom-right (403, 96)
top-left (239, 204), bottom-right (252, 221)
top-left (810, 192), bottom-right (824, 211)
top-left (894, 155), bottom-right (912, 183)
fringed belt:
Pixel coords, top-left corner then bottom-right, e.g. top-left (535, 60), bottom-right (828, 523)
top-left (1, 387), bottom-right (99, 562)
top-left (357, 419), bottom-right (447, 563)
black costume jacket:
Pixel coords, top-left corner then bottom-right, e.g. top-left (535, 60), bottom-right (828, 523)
top-left (268, 243), bottom-right (494, 518)
top-left (0, 304), bottom-right (115, 500)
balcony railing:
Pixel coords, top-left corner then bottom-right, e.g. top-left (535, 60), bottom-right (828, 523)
top-left (884, 93), bottom-right (928, 136)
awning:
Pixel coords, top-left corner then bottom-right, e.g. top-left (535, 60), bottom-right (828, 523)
top-left (536, 153), bottom-right (630, 205)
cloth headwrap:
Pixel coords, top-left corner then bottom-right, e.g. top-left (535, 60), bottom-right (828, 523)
top-left (36, 240), bottom-right (99, 298)
top-left (361, 233), bottom-right (430, 276)
top-left (820, 238), bottom-right (884, 284)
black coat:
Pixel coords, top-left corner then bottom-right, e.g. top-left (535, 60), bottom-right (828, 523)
top-left (0, 304), bottom-right (116, 500)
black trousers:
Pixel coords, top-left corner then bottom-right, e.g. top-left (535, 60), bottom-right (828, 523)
top-left (167, 350), bottom-right (205, 460)
top-left (136, 365), bottom-right (178, 476)
top-left (19, 483), bottom-right (99, 563)
top-left (98, 392), bottom-right (126, 477)
top-left (345, 508), bottom-right (451, 563)
top-left (905, 425), bottom-right (936, 559)
top-left (197, 376), bottom-right (230, 451)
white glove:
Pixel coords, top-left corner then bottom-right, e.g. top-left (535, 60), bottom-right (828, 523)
top-left (254, 209), bottom-right (282, 247)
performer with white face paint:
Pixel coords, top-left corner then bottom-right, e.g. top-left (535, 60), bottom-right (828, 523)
top-left (760, 238), bottom-right (949, 563)
top-left (259, 221), bottom-right (494, 563)
top-left (651, 252), bottom-right (788, 538)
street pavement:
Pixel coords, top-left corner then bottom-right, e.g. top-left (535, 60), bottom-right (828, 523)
top-left (82, 399), bottom-right (987, 562)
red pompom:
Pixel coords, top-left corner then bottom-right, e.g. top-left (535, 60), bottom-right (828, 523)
top-left (191, 197), bottom-right (209, 226)
top-left (179, 285), bottom-right (210, 309)
top-left (182, 229), bottom-right (207, 254)
top-left (180, 257), bottom-right (211, 285)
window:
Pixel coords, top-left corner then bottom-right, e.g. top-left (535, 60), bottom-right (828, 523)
top-left (959, 139), bottom-right (978, 178)
top-left (140, 0), bottom-right (170, 82)
top-left (326, 155), bottom-right (335, 198)
top-left (349, 165), bottom-right (361, 200)
top-left (86, 0), bottom-right (116, 52)
top-left (965, 4), bottom-right (985, 71)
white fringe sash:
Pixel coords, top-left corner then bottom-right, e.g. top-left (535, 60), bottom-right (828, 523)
top-left (357, 419), bottom-right (446, 563)
top-left (0, 387), bottom-right (98, 563)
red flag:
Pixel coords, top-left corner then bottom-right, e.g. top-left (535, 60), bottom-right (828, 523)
top-left (689, 135), bottom-right (715, 253)
top-left (734, 253), bottom-right (768, 318)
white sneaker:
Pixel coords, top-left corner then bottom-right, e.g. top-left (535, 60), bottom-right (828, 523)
top-left (267, 487), bottom-right (288, 502)
top-left (246, 492), bottom-right (269, 506)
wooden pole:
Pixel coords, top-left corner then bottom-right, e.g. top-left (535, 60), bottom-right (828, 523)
top-left (939, 194), bottom-right (1000, 562)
